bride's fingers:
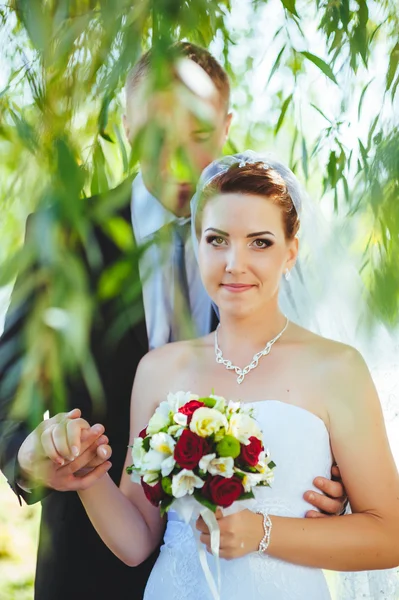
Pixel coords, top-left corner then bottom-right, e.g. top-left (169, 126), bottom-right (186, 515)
top-left (196, 516), bottom-right (208, 533)
top-left (41, 425), bottom-right (65, 465)
top-left (304, 490), bottom-right (344, 515)
top-left (67, 442), bottom-right (112, 475)
top-left (65, 417), bottom-right (92, 458)
top-left (313, 476), bottom-right (344, 499)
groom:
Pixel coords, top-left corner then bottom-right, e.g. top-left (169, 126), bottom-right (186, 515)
top-left (0, 43), bottom-right (346, 600)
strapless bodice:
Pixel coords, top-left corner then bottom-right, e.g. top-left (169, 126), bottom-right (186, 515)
top-left (144, 400), bottom-right (333, 600)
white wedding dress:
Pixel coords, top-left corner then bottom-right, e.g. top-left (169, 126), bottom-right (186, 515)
top-left (144, 400), bottom-right (333, 600)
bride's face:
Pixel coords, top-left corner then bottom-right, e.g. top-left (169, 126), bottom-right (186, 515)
top-left (198, 193), bottom-right (298, 317)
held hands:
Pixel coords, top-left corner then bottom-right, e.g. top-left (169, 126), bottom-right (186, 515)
top-left (17, 408), bottom-right (112, 492)
top-left (196, 508), bottom-right (262, 560)
top-left (304, 464), bottom-right (348, 517)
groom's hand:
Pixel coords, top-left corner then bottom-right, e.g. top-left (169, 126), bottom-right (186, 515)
top-left (304, 464), bottom-right (348, 518)
top-left (17, 409), bottom-right (112, 492)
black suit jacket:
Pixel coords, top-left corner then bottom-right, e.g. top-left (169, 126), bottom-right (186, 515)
top-left (0, 177), bottom-right (158, 600)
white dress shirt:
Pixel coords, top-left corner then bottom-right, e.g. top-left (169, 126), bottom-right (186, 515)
top-left (130, 173), bottom-right (212, 349)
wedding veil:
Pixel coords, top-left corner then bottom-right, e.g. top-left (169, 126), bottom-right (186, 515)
top-left (190, 149), bottom-right (399, 599)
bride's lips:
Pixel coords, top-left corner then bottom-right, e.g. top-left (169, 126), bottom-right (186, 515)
top-left (220, 284), bottom-right (255, 293)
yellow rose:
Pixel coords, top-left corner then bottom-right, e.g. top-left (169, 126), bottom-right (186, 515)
top-left (189, 407), bottom-right (228, 438)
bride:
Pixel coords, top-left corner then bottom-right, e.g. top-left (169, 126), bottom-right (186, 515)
top-left (78, 154), bottom-right (399, 599)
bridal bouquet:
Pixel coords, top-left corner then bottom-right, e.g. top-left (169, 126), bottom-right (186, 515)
top-left (127, 391), bottom-right (275, 515)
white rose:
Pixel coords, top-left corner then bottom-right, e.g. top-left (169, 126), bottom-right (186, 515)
top-left (171, 469), bottom-right (204, 498)
top-left (190, 407), bottom-right (228, 438)
top-left (228, 413), bottom-right (263, 445)
top-left (147, 401), bottom-right (171, 435)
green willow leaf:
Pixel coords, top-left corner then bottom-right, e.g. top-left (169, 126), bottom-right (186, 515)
top-left (267, 44), bottom-right (286, 85)
top-left (280, 0), bottom-right (298, 18)
top-left (386, 42), bottom-right (399, 91)
top-left (391, 74), bottom-right (399, 101)
top-left (274, 93), bottom-right (293, 135)
top-left (358, 79), bottom-right (374, 119)
top-left (310, 103), bottom-right (332, 123)
top-left (300, 51), bottom-right (338, 84)
top-left (301, 136), bottom-right (308, 180)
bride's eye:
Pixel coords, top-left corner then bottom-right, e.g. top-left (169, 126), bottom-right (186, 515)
top-left (251, 238), bottom-right (273, 249)
top-left (206, 235), bottom-right (227, 246)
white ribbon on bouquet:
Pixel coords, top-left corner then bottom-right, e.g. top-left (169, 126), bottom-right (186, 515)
top-left (171, 495), bottom-right (257, 600)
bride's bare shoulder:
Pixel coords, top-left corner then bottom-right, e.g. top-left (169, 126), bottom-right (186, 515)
top-left (136, 335), bottom-right (213, 377)
top-left (294, 323), bottom-right (369, 376)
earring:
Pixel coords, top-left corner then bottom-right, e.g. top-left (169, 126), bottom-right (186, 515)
top-left (284, 269), bottom-right (291, 281)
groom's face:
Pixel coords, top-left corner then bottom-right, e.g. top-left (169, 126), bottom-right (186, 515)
top-left (124, 73), bottom-right (232, 216)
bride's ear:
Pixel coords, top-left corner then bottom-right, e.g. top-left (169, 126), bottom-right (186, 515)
top-left (285, 236), bottom-right (299, 272)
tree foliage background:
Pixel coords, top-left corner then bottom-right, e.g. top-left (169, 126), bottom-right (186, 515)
top-left (0, 0), bottom-right (398, 594)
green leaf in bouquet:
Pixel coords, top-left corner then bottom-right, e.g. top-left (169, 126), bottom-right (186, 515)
top-left (239, 491), bottom-right (255, 501)
top-left (126, 465), bottom-right (133, 474)
top-left (161, 476), bottom-right (173, 495)
top-left (193, 490), bottom-right (217, 513)
top-left (143, 437), bottom-right (151, 452)
top-left (268, 460), bottom-right (277, 469)
top-left (160, 495), bottom-right (175, 517)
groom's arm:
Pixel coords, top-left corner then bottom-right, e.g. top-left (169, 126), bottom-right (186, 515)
top-left (0, 215), bottom-right (45, 504)
top-left (304, 464), bottom-right (348, 518)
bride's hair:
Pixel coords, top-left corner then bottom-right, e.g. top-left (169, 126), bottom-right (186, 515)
top-left (195, 161), bottom-right (300, 240)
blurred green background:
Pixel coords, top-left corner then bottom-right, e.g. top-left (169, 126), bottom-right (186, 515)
top-left (0, 0), bottom-right (398, 597)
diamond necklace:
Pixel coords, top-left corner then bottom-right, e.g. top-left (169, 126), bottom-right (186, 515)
top-left (214, 317), bottom-right (289, 384)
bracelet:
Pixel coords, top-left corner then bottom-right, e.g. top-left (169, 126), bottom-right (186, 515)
top-left (255, 510), bottom-right (272, 555)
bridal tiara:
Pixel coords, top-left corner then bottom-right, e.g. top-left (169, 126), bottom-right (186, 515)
top-left (193, 150), bottom-right (304, 218)
top-left (238, 158), bottom-right (270, 169)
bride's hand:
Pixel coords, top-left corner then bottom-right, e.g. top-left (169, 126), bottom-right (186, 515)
top-left (304, 464), bottom-right (348, 517)
top-left (196, 509), bottom-right (263, 559)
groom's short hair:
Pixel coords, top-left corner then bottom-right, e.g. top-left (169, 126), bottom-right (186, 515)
top-left (125, 42), bottom-right (230, 111)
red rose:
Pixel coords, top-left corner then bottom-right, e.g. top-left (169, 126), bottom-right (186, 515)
top-left (174, 429), bottom-right (210, 470)
top-left (139, 427), bottom-right (147, 439)
top-left (141, 479), bottom-right (165, 507)
top-left (239, 436), bottom-right (263, 467)
top-left (178, 400), bottom-right (205, 424)
top-left (202, 475), bottom-right (244, 508)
